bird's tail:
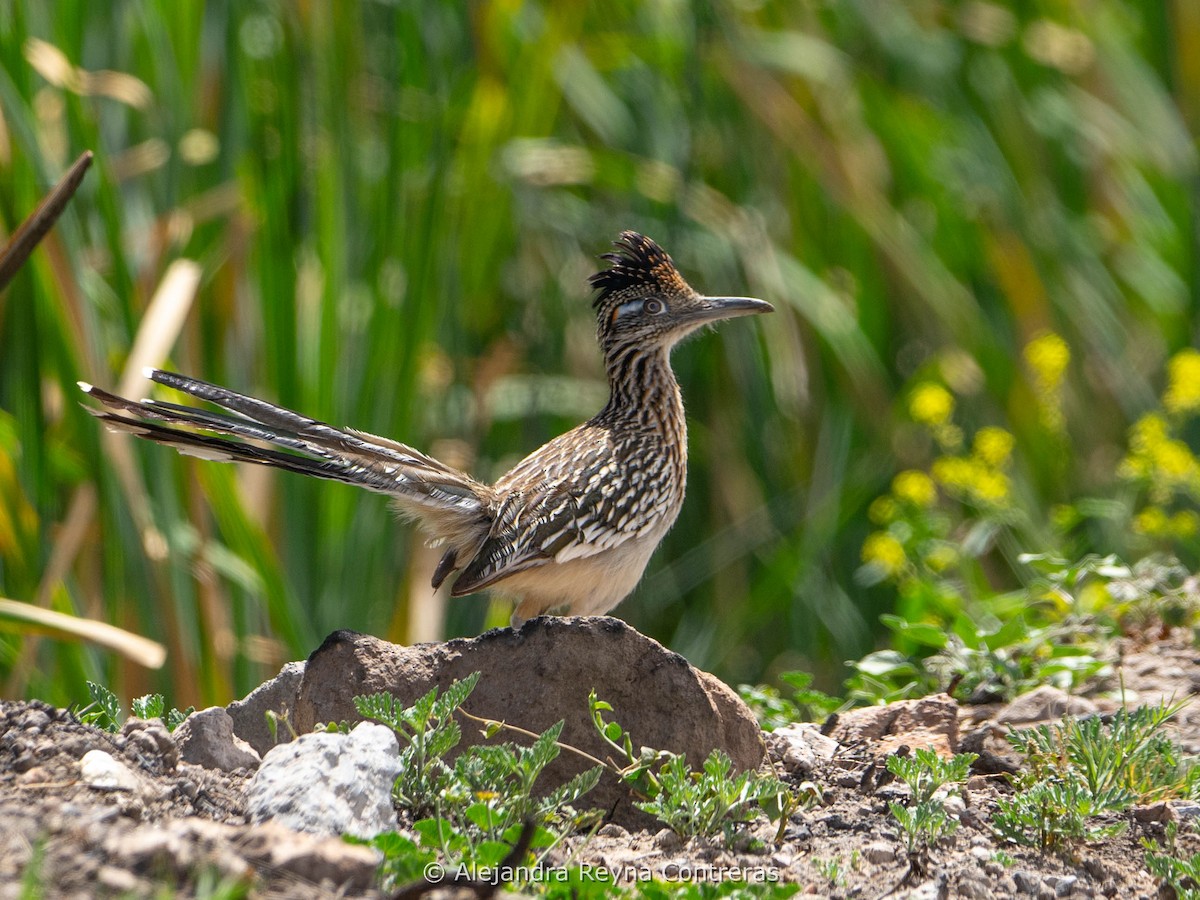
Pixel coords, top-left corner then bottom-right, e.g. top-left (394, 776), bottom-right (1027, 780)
top-left (80, 369), bottom-right (491, 529)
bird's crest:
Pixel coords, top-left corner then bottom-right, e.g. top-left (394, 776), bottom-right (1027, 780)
top-left (589, 232), bottom-right (691, 309)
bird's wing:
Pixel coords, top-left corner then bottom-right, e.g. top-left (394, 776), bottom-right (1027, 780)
top-left (449, 431), bottom-right (668, 596)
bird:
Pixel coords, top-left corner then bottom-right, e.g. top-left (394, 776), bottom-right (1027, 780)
top-left (80, 232), bottom-right (773, 626)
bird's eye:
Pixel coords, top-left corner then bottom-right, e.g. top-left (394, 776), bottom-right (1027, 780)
top-left (644, 298), bottom-right (665, 315)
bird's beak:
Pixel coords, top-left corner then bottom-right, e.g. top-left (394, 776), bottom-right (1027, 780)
top-left (691, 296), bottom-right (775, 322)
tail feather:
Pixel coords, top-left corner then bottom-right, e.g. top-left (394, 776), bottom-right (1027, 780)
top-left (80, 373), bottom-right (490, 518)
top-left (143, 368), bottom-right (459, 475)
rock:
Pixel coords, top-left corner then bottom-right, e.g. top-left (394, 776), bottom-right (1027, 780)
top-left (831, 694), bottom-right (959, 755)
top-left (766, 722), bottom-right (839, 776)
top-left (1013, 869), bottom-right (1042, 895)
top-left (1172, 800), bottom-right (1200, 819)
top-left (96, 865), bottom-right (142, 894)
top-left (80, 750), bottom-right (141, 792)
top-left (228, 660), bottom-right (306, 755)
top-left (653, 828), bottom-right (684, 851)
top-left (292, 620), bottom-right (765, 827)
top-left (173, 707), bottom-right (261, 772)
top-left (898, 881), bottom-right (941, 900)
top-left (97, 817), bottom-right (377, 891)
top-left (120, 718), bottom-right (179, 773)
top-left (996, 687), bottom-right (1098, 726)
top-left (863, 840), bottom-right (897, 864)
top-left (956, 876), bottom-right (993, 900)
top-left (246, 721), bottom-right (401, 839)
top-left (1055, 875), bottom-right (1078, 896)
top-left (236, 821), bottom-right (381, 890)
top-left (1133, 801), bottom-right (1174, 823)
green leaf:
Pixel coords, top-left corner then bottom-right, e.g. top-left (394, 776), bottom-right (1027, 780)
top-left (464, 801), bottom-right (500, 831)
top-left (474, 839), bottom-right (514, 870)
top-left (131, 693), bottom-right (165, 720)
top-left (433, 671), bottom-right (480, 720)
top-left (166, 706), bottom-right (194, 732)
top-left (413, 817), bottom-right (466, 854)
top-left (85, 681), bottom-right (122, 731)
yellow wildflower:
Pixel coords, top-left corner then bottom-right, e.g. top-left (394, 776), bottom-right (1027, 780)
top-left (909, 383), bottom-right (955, 427)
top-left (1133, 506), bottom-right (1168, 537)
top-left (1171, 510), bottom-right (1199, 538)
top-left (1164, 348), bottom-right (1200, 417)
top-left (861, 532), bottom-right (907, 577)
top-left (973, 427), bottom-right (1015, 467)
top-left (932, 455), bottom-right (1010, 507)
top-left (892, 470), bottom-right (937, 508)
top-left (924, 543), bottom-right (958, 573)
top-left (869, 496), bottom-right (897, 525)
top-left (1024, 332), bottom-right (1070, 390)
top-left (1155, 440), bottom-right (1196, 480)
top-left (972, 470), bottom-right (1011, 505)
top-left (931, 455), bottom-right (973, 490)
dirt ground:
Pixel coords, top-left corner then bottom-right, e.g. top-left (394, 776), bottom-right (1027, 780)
top-left (3, 633), bottom-right (1200, 898)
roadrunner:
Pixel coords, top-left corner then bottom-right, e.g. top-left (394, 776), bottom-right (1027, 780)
top-left (81, 232), bottom-right (772, 625)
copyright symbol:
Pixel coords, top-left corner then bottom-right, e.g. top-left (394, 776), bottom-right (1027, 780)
top-left (423, 862), bottom-right (445, 883)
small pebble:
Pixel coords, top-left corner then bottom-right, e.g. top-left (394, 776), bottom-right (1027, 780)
top-left (863, 841), bottom-right (896, 864)
top-left (1013, 869), bottom-right (1042, 895)
top-left (653, 828), bottom-right (683, 851)
top-left (1056, 875), bottom-right (1078, 897)
top-left (80, 750), bottom-right (140, 791)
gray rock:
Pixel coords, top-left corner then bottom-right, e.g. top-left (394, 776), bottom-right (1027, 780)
top-left (228, 661), bottom-right (306, 755)
top-left (898, 881), bottom-right (941, 900)
top-left (100, 817), bottom-right (378, 891)
top-left (1013, 869), bottom-right (1042, 895)
top-left (1172, 800), bottom-right (1200, 819)
top-left (956, 877), bottom-right (993, 900)
top-left (766, 722), bottom-right (838, 776)
top-left (173, 707), bottom-right (261, 772)
top-left (246, 721), bottom-right (400, 839)
top-left (863, 841), bottom-right (897, 864)
top-left (996, 686), bottom-right (1098, 726)
top-left (292, 620), bottom-right (764, 827)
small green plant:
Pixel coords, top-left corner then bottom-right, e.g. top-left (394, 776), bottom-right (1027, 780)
top-left (738, 671), bottom-right (841, 730)
top-left (885, 749), bottom-right (976, 853)
top-left (77, 681), bottom-right (193, 733)
top-left (992, 701), bottom-right (1191, 853)
top-left (438, 719), bottom-right (602, 844)
top-left (813, 850), bottom-right (858, 887)
top-left (637, 749), bottom-right (785, 841)
top-left (130, 693), bottom-right (194, 732)
top-left (1010, 702), bottom-right (1189, 802)
top-left (355, 675), bottom-right (603, 892)
top-left (362, 832), bottom-right (436, 887)
top-left (992, 774), bottom-right (1126, 853)
top-left (355, 673), bottom-right (481, 814)
top-left (1144, 824), bottom-right (1200, 900)
top-left (590, 691), bottom-right (793, 842)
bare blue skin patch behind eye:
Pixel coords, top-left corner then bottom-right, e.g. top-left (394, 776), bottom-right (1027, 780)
top-left (616, 298), bottom-right (645, 318)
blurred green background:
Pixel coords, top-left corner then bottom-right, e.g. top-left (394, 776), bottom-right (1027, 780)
top-left (1, 0), bottom-right (1197, 708)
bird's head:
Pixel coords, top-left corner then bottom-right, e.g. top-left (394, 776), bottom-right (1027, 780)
top-left (588, 231), bottom-right (772, 360)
